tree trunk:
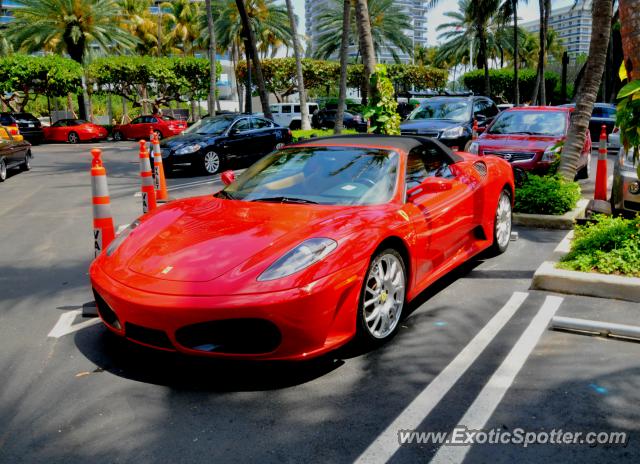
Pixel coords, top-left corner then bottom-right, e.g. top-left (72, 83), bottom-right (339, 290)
top-left (244, 46), bottom-right (252, 113)
top-left (354, 0), bottom-right (376, 105)
top-left (618, 0), bottom-right (640, 80)
top-left (205, 0), bottom-right (218, 117)
top-left (335, 0), bottom-right (352, 134)
top-left (235, 0), bottom-right (273, 120)
top-left (558, 0), bottom-right (613, 180)
top-left (477, 26), bottom-right (491, 96)
top-left (513, 0), bottom-right (519, 106)
top-left (232, 43), bottom-right (243, 112)
top-left (285, 0), bottom-right (310, 130)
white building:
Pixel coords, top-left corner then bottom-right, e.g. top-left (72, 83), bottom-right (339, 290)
top-left (521, 0), bottom-right (592, 59)
top-left (305, 0), bottom-right (428, 64)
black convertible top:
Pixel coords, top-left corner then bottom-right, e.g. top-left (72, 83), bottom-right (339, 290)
top-left (293, 134), bottom-right (463, 163)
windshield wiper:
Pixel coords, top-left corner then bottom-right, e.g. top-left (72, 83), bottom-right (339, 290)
top-left (251, 196), bottom-right (318, 204)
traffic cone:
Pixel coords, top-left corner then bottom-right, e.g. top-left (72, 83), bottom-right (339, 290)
top-left (594, 125), bottom-right (608, 201)
top-left (91, 149), bottom-right (115, 258)
top-left (139, 140), bottom-right (157, 214)
top-left (151, 133), bottom-right (169, 202)
top-left (472, 119), bottom-right (479, 140)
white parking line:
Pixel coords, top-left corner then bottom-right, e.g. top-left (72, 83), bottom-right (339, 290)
top-left (355, 292), bottom-right (529, 464)
top-left (48, 310), bottom-right (101, 338)
top-left (430, 295), bottom-right (563, 464)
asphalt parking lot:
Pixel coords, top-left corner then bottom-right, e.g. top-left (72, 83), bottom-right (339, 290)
top-left (0, 142), bottom-right (637, 463)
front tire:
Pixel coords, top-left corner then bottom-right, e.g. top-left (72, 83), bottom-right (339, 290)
top-left (357, 249), bottom-right (406, 344)
top-left (201, 150), bottom-right (221, 175)
top-left (489, 189), bottom-right (512, 255)
top-left (67, 131), bottom-right (79, 144)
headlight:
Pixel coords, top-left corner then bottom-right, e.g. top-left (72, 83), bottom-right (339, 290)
top-left (258, 238), bottom-right (338, 281)
top-left (175, 144), bottom-right (201, 155)
top-left (106, 220), bottom-right (140, 256)
top-left (542, 145), bottom-right (562, 162)
top-left (629, 181), bottom-right (640, 195)
top-left (440, 126), bottom-right (465, 139)
top-left (468, 142), bottom-right (479, 155)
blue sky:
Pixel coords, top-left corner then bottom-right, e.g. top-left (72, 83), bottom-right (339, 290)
top-left (291, 0), bottom-right (576, 46)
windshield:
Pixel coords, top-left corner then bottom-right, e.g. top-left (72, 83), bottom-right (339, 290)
top-left (488, 111), bottom-right (567, 136)
top-left (408, 100), bottom-right (471, 122)
top-left (220, 147), bottom-right (399, 205)
top-left (183, 116), bottom-right (234, 135)
top-left (71, 119), bottom-right (89, 125)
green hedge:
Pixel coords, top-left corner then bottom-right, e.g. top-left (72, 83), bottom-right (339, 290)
top-left (514, 174), bottom-right (581, 215)
top-left (291, 128), bottom-right (356, 142)
top-left (462, 69), bottom-right (560, 103)
top-left (559, 215), bottom-right (640, 277)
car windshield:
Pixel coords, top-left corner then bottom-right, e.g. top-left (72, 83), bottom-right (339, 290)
top-left (408, 100), bottom-right (471, 122)
top-left (488, 111), bottom-right (567, 136)
top-left (220, 147), bottom-right (399, 205)
top-left (13, 113), bottom-right (38, 123)
top-left (183, 116), bottom-right (234, 135)
top-left (71, 119), bottom-right (89, 125)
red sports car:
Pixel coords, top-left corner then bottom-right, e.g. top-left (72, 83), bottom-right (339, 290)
top-left (113, 114), bottom-right (187, 141)
top-left (43, 119), bottom-right (108, 144)
top-left (468, 106), bottom-right (592, 179)
top-left (90, 136), bottom-right (514, 360)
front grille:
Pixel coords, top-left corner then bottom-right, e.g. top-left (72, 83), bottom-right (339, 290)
top-left (125, 322), bottom-right (175, 350)
top-left (624, 200), bottom-right (640, 212)
top-left (473, 161), bottom-right (488, 177)
top-left (175, 319), bottom-right (282, 354)
top-left (93, 289), bottom-right (121, 330)
top-left (484, 151), bottom-right (537, 162)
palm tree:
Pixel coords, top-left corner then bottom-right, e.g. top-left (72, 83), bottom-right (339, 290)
top-left (313, 0), bottom-right (412, 63)
top-left (334, 0), bottom-right (351, 134)
top-left (354, 0), bottom-right (377, 104)
top-left (119, 0), bottom-right (158, 55)
top-left (618, 0), bottom-right (640, 80)
top-left (558, 0), bottom-right (613, 180)
top-left (500, 0), bottom-right (527, 106)
top-left (531, 0), bottom-right (550, 105)
top-left (205, 0), bottom-right (218, 116)
top-left (9, 0), bottom-right (136, 118)
top-left (284, 0), bottom-right (309, 130)
top-left (163, 0), bottom-right (201, 56)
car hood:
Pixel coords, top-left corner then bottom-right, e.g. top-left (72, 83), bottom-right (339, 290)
top-left (400, 119), bottom-right (466, 132)
top-left (477, 134), bottom-right (562, 152)
top-left (161, 133), bottom-right (219, 150)
top-left (110, 196), bottom-right (358, 283)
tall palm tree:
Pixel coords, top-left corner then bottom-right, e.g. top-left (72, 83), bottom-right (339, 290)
top-left (531, 0), bottom-right (550, 105)
top-left (9, 0), bottom-right (136, 118)
top-left (334, 0), bottom-right (351, 134)
top-left (354, 0), bottom-right (377, 104)
top-left (119, 0), bottom-right (158, 55)
top-left (500, 0), bottom-right (527, 106)
top-left (205, 0), bottom-right (218, 115)
top-left (284, 0), bottom-right (309, 130)
top-left (163, 0), bottom-right (201, 56)
top-left (313, 0), bottom-right (412, 63)
top-left (558, 0), bottom-right (613, 180)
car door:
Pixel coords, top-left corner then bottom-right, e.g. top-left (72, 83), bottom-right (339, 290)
top-left (250, 117), bottom-right (277, 155)
top-left (401, 144), bottom-right (476, 284)
top-left (127, 116), bottom-right (145, 139)
top-left (223, 118), bottom-right (255, 166)
top-left (0, 127), bottom-right (21, 166)
top-left (51, 120), bottom-right (67, 142)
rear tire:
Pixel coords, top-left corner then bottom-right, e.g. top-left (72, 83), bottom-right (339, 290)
top-left (67, 131), bottom-right (79, 144)
top-left (21, 151), bottom-right (32, 171)
top-left (113, 131), bottom-right (123, 141)
top-left (154, 130), bottom-right (163, 140)
top-left (488, 189), bottom-right (512, 255)
top-left (357, 248), bottom-right (406, 345)
top-left (289, 120), bottom-right (302, 130)
top-left (0, 158), bottom-right (6, 182)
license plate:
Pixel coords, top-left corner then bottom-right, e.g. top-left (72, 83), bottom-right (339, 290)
top-left (27, 123), bottom-right (34, 128)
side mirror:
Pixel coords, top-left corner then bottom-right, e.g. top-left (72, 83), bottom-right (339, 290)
top-left (221, 170), bottom-right (236, 186)
top-left (407, 177), bottom-right (453, 200)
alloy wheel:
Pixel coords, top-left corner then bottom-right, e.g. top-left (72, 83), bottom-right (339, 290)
top-left (68, 132), bottom-right (79, 144)
top-left (495, 192), bottom-right (512, 250)
top-left (204, 151), bottom-right (220, 174)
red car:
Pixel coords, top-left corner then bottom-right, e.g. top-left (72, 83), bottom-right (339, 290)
top-left (113, 115), bottom-right (187, 141)
top-left (468, 106), bottom-right (592, 179)
top-left (90, 136), bottom-right (514, 360)
top-left (43, 119), bottom-right (108, 144)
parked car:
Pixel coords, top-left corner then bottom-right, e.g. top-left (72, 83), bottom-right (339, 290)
top-left (90, 135), bottom-right (514, 359)
top-left (43, 119), bottom-right (108, 144)
top-left (400, 96), bottom-right (500, 149)
top-left (560, 103), bottom-right (619, 150)
top-left (611, 147), bottom-right (639, 215)
top-left (468, 106), bottom-right (592, 179)
top-left (160, 114), bottom-right (292, 175)
top-left (0, 112), bottom-right (44, 144)
top-left (311, 109), bottom-right (368, 132)
top-left (0, 125), bottom-right (32, 182)
top-left (112, 115), bottom-right (187, 141)
top-left (269, 102), bottom-right (319, 129)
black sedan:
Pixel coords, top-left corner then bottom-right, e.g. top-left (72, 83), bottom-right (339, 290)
top-left (0, 112), bottom-right (44, 144)
top-left (560, 103), bottom-right (618, 147)
top-left (0, 126), bottom-right (32, 182)
top-left (311, 109), bottom-right (368, 132)
top-left (160, 114), bottom-right (292, 175)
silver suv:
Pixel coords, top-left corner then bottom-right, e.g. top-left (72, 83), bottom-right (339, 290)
top-left (611, 147), bottom-right (640, 215)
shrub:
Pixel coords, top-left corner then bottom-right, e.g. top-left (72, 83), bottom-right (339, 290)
top-left (559, 215), bottom-right (640, 277)
top-left (462, 68), bottom-right (559, 103)
top-left (291, 128), bottom-right (356, 142)
top-left (514, 174), bottom-right (581, 215)
top-left (363, 65), bottom-right (402, 135)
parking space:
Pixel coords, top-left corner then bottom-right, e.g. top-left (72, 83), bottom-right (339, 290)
top-left (0, 142), bottom-right (637, 463)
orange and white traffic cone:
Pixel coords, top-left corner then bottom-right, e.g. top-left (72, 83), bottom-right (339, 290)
top-left (91, 148), bottom-right (115, 258)
top-left (151, 133), bottom-right (169, 202)
top-left (472, 119), bottom-right (479, 140)
top-left (594, 124), bottom-right (608, 201)
top-left (139, 140), bottom-right (157, 214)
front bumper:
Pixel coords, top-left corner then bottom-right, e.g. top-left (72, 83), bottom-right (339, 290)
top-left (611, 167), bottom-right (640, 214)
top-left (90, 261), bottom-right (364, 360)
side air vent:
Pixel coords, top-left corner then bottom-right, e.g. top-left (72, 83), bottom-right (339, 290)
top-left (473, 161), bottom-right (488, 177)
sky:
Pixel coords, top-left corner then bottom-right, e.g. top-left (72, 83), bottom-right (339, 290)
top-left (291, 0), bottom-right (577, 46)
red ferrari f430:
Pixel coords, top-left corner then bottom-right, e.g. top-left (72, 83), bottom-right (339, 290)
top-left (90, 136), bottom-right (514, 360)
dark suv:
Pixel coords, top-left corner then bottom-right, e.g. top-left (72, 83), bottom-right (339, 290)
top-left (400, 96), bottom-right (500, 149)
top-left (0, 113), bottom-right (44, 144)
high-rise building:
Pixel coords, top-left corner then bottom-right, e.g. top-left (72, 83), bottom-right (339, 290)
top-left (305, 0), bottom-right (428, 64)
top-left (520, 0), bottom-right (592, 59)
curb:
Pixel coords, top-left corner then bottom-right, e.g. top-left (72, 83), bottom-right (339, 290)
top-left (531, 230), bottom-right (640, 302)
top-left (513, 199), bottom-right (589, 230)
